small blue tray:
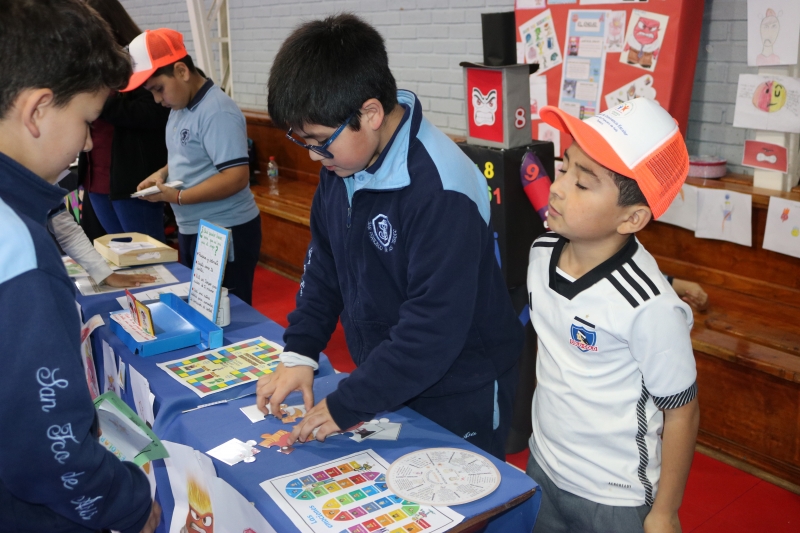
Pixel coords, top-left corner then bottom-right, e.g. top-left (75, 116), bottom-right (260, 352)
top-left (109, 293), bottom-right (223, 357)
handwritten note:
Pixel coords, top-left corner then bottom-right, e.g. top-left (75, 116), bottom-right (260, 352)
top-left (188, 220), bottom-right (230, 321)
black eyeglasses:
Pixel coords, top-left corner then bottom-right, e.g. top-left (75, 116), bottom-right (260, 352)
top-left (286, 112), bottom-right (356, 160)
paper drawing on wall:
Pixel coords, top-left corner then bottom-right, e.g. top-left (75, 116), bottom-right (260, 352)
top-left (605, 11), bottom-right (626, 53)
top-left (733, 74), bottom-right (800, 133)
top-left (763, 197), bottom-right (800, 259)
top-left (519, 9), bottom-right (563, 74)
top-left (604, 74), bottom-right (656, 109)
top-left (472, 88), bottom-right (497, 126)
top-left (621, 10), bottom-right (668, 71)
top-left (721, 194), bottom-right (734, 231)
top-left (747, 1), bottom-right (800, 67)
top-left (695, 188), bottom-right (752, 247)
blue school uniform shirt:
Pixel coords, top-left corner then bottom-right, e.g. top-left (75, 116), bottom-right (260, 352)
top-left (165, 79), bottom-right (259, 234)
top-left (0, 152), bottom-right (151, 532)
top-left (283, 90), bottom-right (523, 430)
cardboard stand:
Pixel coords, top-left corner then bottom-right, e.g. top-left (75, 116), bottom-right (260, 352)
top-left (109, 293), bottom-right (223, 357)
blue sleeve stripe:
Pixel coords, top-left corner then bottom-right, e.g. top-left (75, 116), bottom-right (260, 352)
top-left (0, 198), bottom-right (37, 284)
top-left (415, 118), bottom-right (490, 225)
top-left (215, 157), bottom-right (250, 172)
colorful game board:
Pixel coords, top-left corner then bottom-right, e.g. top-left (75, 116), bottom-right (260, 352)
top-left (157, 337), bottom-right (282, 398)
top-left (260, 450), bottom-right (463, 533)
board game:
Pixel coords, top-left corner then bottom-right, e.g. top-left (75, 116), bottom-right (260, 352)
top-left (157, 337), bottom-right (282, 397)
top-left (260, 450), bottom-right (464, 533)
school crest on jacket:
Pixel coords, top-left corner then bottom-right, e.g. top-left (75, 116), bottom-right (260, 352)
top-left (368, 214), bottom-right (397, 252)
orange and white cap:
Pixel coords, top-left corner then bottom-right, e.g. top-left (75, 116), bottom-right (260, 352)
top-left (539, 98), bottom-right (689, 219)
top-left (121, 28), bottom-right (188, 92)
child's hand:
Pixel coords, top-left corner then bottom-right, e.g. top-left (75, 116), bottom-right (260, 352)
top-left (643, 509), bottom-right (681, 533)
top-left (136, 170), bottom-right (164, 191)
top-left (671, 279), bottom-right (709, 312)
top-left (288, 398), bottom-right (342, 445)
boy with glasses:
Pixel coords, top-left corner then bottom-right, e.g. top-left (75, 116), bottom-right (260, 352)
top-left (256, 14), bottom-right (523, 459)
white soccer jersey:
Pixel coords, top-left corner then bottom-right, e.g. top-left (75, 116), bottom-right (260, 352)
top-left (527, 232), bottom-right (697, 507)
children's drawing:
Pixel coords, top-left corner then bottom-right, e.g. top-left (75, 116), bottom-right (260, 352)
top-left (530, 73), bottom-right (548, 120)
top-left (183, 478), bottom-right (214, 533)
top-left (519, 9), bottom-right (563, 74)
top-left (747, 1), bottom-right (800, 67)
top-left (695, 189), bottom-right (752, 247)
top-left (763, 197), bottom-right (800, 259)
top-left (658, 184), bottom-right (698, 231)
top-left (621, 10), bottom-right (669, 72)
top-left (733, 74), bottom-right (800, 133)
top-left (606, 11), bottom-right (626, 53)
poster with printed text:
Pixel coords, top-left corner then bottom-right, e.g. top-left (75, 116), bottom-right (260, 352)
top-left (762, 197), bottom-right (800, 259)
top-left (695, 189), bottom-right (753, 247)
top-left (732, 74), bottom-right (800, 133)
top-left (519, 9), bottom-right (564, 74)
top-left (260, 450), bottom-right (464, 533)
top-left (559, 10), bottom-right (608, 120)
top-left (620, 9), bottom-right (669, 72)
top-left (747, 0), bottom-right (800, 67)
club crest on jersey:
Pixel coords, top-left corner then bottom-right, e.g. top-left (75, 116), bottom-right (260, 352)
top-left (368, 214), bottom-right (397, 252)
top-left (570, 324), bottom-right (598, 352)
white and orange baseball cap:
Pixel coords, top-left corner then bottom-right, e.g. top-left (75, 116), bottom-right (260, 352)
top-left (539, 98), bottom-right (689, 219)
top-left (122, 28), bottom-right (188, 92)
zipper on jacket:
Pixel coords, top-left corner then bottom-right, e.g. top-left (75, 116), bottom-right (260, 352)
top-left (347, 206), bottom-right (351, 229)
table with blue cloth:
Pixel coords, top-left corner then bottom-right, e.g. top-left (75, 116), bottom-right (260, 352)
top-left (154, 373), bottom-right (540, 533)
top-left (75, 262), bottom-right (334, 432)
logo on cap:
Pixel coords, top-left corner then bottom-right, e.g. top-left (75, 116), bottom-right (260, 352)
top-left (613, 102), bottom-right (634, 116)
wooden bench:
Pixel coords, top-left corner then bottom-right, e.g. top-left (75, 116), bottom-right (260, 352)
top-left (638, 175), bottom-right (800, 488)
top-left (244, 107), bottom-right (800, 487)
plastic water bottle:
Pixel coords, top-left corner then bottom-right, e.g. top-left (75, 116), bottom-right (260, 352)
top-left (267, 156), bottom-right (279, 184)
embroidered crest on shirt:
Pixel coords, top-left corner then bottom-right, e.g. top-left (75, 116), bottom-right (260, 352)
top-left (368, 214), bottom-right (397, 252)
top-left (180, 128), bottom-right (190, 146)
top-left (569, 317), bottom-right (598, 352)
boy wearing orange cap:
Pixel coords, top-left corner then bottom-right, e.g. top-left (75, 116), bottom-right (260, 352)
top-left (126, 29), bottom-right (262, 305)
top-left (526, 98), bottom-right (699, 533)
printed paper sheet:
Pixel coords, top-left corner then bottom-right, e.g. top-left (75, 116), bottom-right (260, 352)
top-left (260, 450), bottom-right (464, 533)
top-left (530, 74), bottom-right (548, 119)
top-left (604, 73), bottom-right (656, 109)
top-left (747, 0), bottom-right (800, 67)
top-left (559, 9), bottom-right (608, 119)
top-left (157, 337), bottom-right (282, 398)
top-left (605, 10), bottom-right (627, 53)
top-left (74, 264), bottom-right (178, 296)
top-left (732, 74), bottom-right (800, 134)
top-left (762, 197), bottom-right (800, 259)
top-left (519, 9), bottom-right (563, 74)
top-left (695, 189), bottom-right (753, 247)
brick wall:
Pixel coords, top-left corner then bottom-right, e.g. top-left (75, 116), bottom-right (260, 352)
top-left (119, 0), bottom-right (752, 172)
top-left (687, 0), bottom-right (756, 175)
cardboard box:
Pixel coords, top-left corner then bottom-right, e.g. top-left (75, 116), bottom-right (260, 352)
top-left (461, 62), bottom-right (531, 150)
top-left (94, 232), bottom-right (178, 267)
top-left (458, 141), bottom-right (554, 289)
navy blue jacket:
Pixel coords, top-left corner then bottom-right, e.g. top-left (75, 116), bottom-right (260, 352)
top-left (0, 152), bottom-right (151, 532)
top-left (284, 91), bottom-right (523, 430)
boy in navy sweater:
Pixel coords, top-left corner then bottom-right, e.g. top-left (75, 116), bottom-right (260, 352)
top-left (0, 1), bottom-right (158, 531)
top-left (256, 14), bottom-right (523, 459)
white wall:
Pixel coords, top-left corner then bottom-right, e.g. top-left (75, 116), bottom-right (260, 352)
top-left (120, 0), bottom-right (754, 173)
top-left (121, 0), bottom-right (516, 135)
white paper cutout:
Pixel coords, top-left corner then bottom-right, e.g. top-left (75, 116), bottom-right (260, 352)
top-left (604, 73), bottom-right (656, 109)
top-left (538, 122), bottom-right (562, 156)
top-left (695, 189), bottom-right (753, 247)
top-left (519, 9), bottom-right (564, 74)
top-left (530, 74), bottom-right (548, 119)
top-left (762, 197), bottom-right (800, 259)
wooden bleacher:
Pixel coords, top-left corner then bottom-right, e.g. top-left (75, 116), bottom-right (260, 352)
top-left (244, 108), bottom-right (800, 488)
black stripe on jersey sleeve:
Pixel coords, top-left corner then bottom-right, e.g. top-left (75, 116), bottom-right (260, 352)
top-left (215, 157), bottom-right (250, 172)
top-left (627, 259), bottom-right (661, 296)
top-left (606, 273), bottom-right (640, 308)
top-left (573, 316), bottom-right (595, 329)
top-left (532, 240), bottom-right (557, 248)
top-left (652, 382), bottom-right (698, 410)
top-left (617, 266), bottom-right (651, 302)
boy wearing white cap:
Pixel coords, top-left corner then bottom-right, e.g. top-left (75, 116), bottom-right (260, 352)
top-left (526, 98), bottom-right (699, 533)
